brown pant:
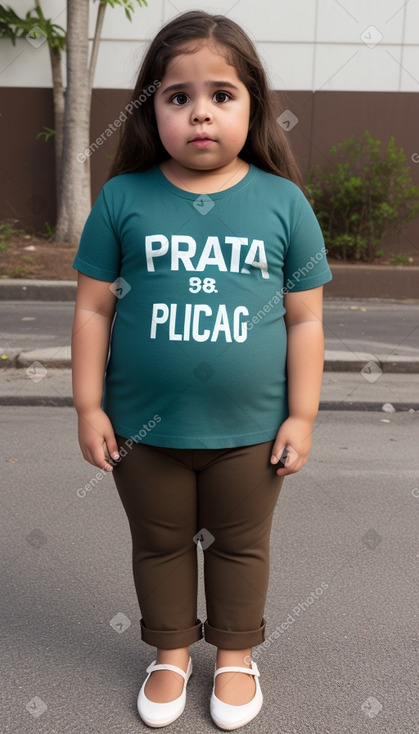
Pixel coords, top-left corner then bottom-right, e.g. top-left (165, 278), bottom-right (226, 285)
top-left (112, 438), bottom-right (284, 650)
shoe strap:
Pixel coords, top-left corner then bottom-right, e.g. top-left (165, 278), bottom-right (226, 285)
top-left (214, 660), bottom-right (260, 679)
top-left (146, 660), bottom-right (190, 681)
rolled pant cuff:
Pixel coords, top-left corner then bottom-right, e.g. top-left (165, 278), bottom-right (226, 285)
top-left (140, 618), bottom-right (203, 648)
top-left (204, 619), bottom-right (266, 649)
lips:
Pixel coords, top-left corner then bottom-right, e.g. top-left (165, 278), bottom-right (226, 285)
top-left (189, 134), bottom-right (216, 149)
top-left (189, 133), bottom-right (215, 142)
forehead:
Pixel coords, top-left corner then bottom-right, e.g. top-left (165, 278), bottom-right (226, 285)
top-left (162, 41), bottom-right (240, 82)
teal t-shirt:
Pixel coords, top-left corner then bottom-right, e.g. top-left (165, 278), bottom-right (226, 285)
top-left (73, 164), bottom-right (332, 448)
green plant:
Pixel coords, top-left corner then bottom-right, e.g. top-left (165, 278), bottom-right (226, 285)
top-left (1, 0), bottom-right (147, 243)
top-left (305, 131), bottom-right (419, 262)
top-left (0, 5), bottom-right (66, 51)
top-left (6, 265), bottom-right (29, 278)
top-left (42, 221), bottom-right (54, 239)
top-left (0, 222), bottom-right (24, 250)
top-left (390, 254), bottom-right (409, 266)
top-left (36, 126), bottom-right (56, 142)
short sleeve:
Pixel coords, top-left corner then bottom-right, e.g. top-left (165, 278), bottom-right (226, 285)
top-left (283, 190), bottom-right (332, 292)
top-left (73, 186), bottom-right (121, 282)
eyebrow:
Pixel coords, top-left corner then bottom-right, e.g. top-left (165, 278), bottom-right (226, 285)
top-left (161, 81), bottom-right (240, 95)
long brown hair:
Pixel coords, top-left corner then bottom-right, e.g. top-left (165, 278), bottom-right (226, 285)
top-left (108, 10), bottom-right (304, 188)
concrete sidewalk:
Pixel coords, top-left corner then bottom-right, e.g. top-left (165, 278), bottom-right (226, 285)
top-left (1, 282), bottom-right (418, 408)
top-left (1, 266), bottom-right (419, 300)
top-left (3, 292), bottom-right (418, 733)
top-left (2, 406), bottom-right (418, 733)
top-left (3, 344), bottom-right (419, 374)
top-left (1, 368), bottom-right (418, 412)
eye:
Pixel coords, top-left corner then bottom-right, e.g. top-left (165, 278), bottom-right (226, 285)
top-left (213, 91), bottom-right (231, 103)
top-left (171, 93), bottom-right (189, 105)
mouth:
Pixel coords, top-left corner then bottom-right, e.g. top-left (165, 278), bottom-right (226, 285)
top-left (189, 135), bottom-right (216, 148)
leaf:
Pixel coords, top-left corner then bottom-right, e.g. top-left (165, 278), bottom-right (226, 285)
top-left (36, 126), bottom-right (56, 142)
top-left (305, 131), bottom-right (419, 262)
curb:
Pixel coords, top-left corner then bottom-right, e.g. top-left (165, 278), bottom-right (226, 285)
top-left (0, 279), bottom-right (77, 301)
top-left (14, 346), bottom-right (71, 369)
top-left (323, 351), bottom-right (419, 374)
top-left (0, 395), bottom-right (417, 411)
top-left (324, 264), bottom-right (419, 301)
top-left (1, 269), bottom-right (419, 301)
top-left (1, 346), bottom-right (418, 373)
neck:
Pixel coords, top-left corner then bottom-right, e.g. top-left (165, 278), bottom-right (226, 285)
top-left (159, 158), bottom-right (250, 194)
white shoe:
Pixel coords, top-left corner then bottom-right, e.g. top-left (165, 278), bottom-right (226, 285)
top-left (137, 657), bottom-right (193, 728)
top-left (210, 659), bottom-right (263, 730)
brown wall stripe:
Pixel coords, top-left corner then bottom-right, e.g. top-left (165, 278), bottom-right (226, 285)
top-left (1, 88), bottom-right (418, 246)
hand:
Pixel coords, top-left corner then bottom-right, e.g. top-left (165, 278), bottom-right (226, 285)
top-left (77, 408), bottom-right (120, 471)
top-left (270, 416), bottom-right (314, 476)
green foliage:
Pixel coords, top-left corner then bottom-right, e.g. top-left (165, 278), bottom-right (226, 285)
top-left (0, 5), bottom-right (23, 43)
top-left (43, 221), bottom-right (54, 238)
top-left (0, 0), bottom-right (148, 46)
top-left (36, 127), bottom-right (56, 142)
top-left (0, 0), bottom-right (148, 51)
top-left (0, 4), bottom-right (66, 54)
top-left (98, 0), bottom-right (148, 22)
top-left (389, 253), bottom-right (409, 266)
top-left (7, 265), bottom-right (29, 278)
top-left (0, 222), bottom-right (24, 250)
top-left (305, 131), bottom-right (419, 262)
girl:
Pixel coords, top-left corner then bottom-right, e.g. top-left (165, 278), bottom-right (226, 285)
top-left (72, 10), bottom-right (332, 731)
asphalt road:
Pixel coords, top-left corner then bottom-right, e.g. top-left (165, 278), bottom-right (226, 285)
top-left (1, 407), bottom-right (418, 733)
top-left (1, 299), bottom-right (419, 357)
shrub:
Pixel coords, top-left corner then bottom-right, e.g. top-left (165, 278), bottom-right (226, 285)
top-left (305, 131), bottom-right (419, 262)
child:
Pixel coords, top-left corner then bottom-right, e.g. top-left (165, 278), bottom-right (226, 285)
top-left (72, 10), bottom-right (332, 730)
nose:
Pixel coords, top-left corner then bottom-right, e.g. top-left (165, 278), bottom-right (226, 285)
top-left (191, 97), bottom-right (212, 123)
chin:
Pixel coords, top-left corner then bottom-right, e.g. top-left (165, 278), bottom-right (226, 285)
top-left (185, 159), bottom-right (220, 170)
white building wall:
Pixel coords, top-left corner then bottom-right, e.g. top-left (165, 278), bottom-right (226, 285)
top-left (0, 0), bottom-right (418, 91)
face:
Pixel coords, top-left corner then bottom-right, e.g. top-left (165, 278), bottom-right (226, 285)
top-left (154, 41), bottom-right (251, 176)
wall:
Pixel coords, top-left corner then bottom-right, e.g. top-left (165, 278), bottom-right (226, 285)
top-left (1, 0), bottom-right (418, 241)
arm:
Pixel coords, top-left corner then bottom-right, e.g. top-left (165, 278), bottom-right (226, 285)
top-left (71, 272), bottom-right (119, 471)
top-left (271, 285), bottom-right (325, 476)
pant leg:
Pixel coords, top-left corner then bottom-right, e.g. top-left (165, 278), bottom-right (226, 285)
top-left (196, 440), bottom-right (284, 649)
top-left (112, 438), bottom-right (203, 649)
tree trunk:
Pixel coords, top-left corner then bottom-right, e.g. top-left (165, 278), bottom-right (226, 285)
top-left (49, 47), bottom-right (65, 215)
top-left (54, 0), bottom-right (91, 243)
top-left (89, 2), bottom-right (106, 91)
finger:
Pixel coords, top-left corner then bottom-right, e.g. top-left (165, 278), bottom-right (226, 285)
top-left (270, 442), bottom-right (287, 465)
top-left (85, 444), bottom-right (115, 472)
top-left (99, 446), bottom-right (116, 471)
top-left (275, 454), bottom-right (306, 477)
top-left (277, 444), bottom-right (299, 468)
top-left (103, 431), bottom-right (120, 463)
top-left (275, 463), bottom-right (298, 477)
